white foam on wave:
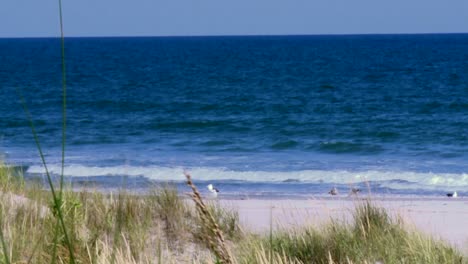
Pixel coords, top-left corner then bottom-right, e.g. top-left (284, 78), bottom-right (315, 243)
top-left (26, 164), bottom-right (468, 190)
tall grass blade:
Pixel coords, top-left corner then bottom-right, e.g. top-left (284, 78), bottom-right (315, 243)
top-left (57, 1), bottom-right (71, 262)
top-left (57, 0), bottom-right (67, 195)
top-left (185, 171), bottom-right (233, 264)
top-left (51, 218), bottom-right (61, 264)
top-left (0, 213), bottom-right (11, 264)
top-left (15, 89), bottom-right (76, 263)
top-left (110, 192), bottom-right (125, 264)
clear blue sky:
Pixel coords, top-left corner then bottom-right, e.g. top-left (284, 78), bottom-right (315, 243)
top-left (1, 0), bottom-right (468, 37)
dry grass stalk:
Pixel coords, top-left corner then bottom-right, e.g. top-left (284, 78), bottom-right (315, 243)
top-left (253, 244), bottom-right (304, 264)
top-left (184, 171), bottom-right (233, 264)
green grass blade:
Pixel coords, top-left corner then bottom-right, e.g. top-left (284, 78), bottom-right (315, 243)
top-left (57, 0), bottom-right (74, 262)
top-left (50, 219), bottom-right (60, 264)
top-left (15, 88), bottom-right (76, 264)
top-left (57, 0), bottom-right (67, 195)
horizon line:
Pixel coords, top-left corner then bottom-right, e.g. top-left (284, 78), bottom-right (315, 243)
top-left (1, 32), bottom-right (468, 39)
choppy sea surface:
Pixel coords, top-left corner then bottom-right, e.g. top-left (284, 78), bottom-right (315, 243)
top-left (1, 34), bottom-right (468, 198)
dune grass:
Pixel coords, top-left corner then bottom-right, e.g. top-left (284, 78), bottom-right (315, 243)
top-left (0, 164), bottom-right (240, 263)
top-left (0, 164), bottom-right (466, 263)
top-left (237, 201), bottom-right (465, 264)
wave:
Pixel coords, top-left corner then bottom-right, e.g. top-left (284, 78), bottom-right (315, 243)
top-left (147, 120), bottom-right (250, 133)
top-left (318, 141), bottom-right (384, 154)
top-left (270, 140), bottom-right (299, 150)
top-left (26, 164), bottom-right (468, 191)
top-left (0, 118), bottom-right (46, 129)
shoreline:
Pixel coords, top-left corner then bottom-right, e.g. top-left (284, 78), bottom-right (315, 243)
top-left (21, 170), bottom-right (468, 199)
top-left (8, 166), bottom-right (468, 255)
top-left (2, 167), bottom-right (468, 261)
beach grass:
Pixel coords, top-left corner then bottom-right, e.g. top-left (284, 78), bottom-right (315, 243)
top-left (0, 163), bottom-right (466, 263)
top-left (237, 201), bottom-right (464, 264)
top-left (0, 164), bottom-right (198, 263)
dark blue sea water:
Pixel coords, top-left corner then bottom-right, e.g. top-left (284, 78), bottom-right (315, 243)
top-left (1, 34), bottom-right (468, 198)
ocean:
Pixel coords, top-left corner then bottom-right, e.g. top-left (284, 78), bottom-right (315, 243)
top-left (1, 34), bottom-right (468, 198)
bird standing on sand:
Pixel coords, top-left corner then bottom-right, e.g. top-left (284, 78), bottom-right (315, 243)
top-left (446, 191), bottom-right (458, 198)
top-left (350, 187), bottom-right (361, 195)
top-left (328, 187), bottom-right (338, 195)
top-left (207, 184), bottom-right (219, 198)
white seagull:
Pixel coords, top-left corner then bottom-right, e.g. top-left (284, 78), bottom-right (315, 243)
top-left (446, 191), bottom-right (458, 198)
top-left (207, 184), bottom-right (220, 198)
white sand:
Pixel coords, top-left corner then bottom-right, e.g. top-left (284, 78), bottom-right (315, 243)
top-left (218, 197), bottom-right (468, 254)
top-left (1, 191), bottom-right (50, 218)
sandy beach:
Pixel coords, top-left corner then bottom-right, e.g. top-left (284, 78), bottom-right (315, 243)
top-left (219, 197), bottom-right (468, 254)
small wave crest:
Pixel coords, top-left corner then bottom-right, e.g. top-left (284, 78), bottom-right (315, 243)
top-left (270, 140), bottom-right (299, 150)
top-left (318, 141), bottom-right (384, 154)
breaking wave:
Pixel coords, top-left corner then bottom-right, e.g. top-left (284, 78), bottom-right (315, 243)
top-left (26, 164), bottom-right (468, 191)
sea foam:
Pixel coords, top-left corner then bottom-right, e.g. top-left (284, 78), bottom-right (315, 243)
top-left (26, 164), bottom-right (468, 191)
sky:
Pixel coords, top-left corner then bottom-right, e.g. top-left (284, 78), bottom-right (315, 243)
top-left (1, 0), bottom-right (468, 37)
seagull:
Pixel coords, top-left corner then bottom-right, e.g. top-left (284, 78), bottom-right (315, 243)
top-left (350, 187), bottom-right (361, 195)
top-left (207, 184), bottom-right (219, 198)
top-left (446, 191), bottom-right (458, 198)
top-left (328, 187), bottom-right (338, 195)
